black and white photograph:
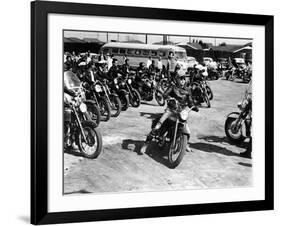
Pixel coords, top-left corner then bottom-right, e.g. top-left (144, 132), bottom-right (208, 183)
top-left (29, 0), bottom-right (274, 224)
top-left (63, 30), bottom-right (253, 194)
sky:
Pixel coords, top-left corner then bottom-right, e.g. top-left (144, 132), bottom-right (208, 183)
top-left (64, 30), bottom-right (252, 46)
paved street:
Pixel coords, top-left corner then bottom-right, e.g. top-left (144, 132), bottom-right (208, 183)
top-left (64, 79), bottom-right (252, 194)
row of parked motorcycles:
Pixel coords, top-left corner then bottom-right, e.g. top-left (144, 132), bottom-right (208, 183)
top-left (224, 66), bottom-right (252, 83)
top-left (63, 64), bottom-right (216, 162)
top-left (63, 68), bottom-right (168, 159)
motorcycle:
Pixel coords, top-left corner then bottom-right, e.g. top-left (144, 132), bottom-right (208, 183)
top-left (191, 79), bottom-right (212, 108)
top-left (100, 79), bottom-right (122, 117)
top-left (207, 68), bottom-right (219, 80)
top-left (84, 80), bottom-right (111, 122)
top-left (225, 91), bottom-right (252, 143)
top-left (132, 71), bottom-right (165, 106)
top-left (118, 72), bottom-right (141, 108)
top-left (64, 93), bottom-right (103, 159)
top-left (111, 74), bottom-right (130, 111)
top-left (64, 71), bottom-right (101, 126)
top-left (141, 98), bottom-right (197, 168)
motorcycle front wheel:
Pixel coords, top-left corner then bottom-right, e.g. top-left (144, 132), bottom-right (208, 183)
top-left (225, 115), bottom-right (245, 143)
top-left (129, 88), bottom-right (141, 107)
top-left (77, 121), bottom-right (103, 159)
top-left (109, 95), bottom-right (122, 117)
top-left (168, 135), bottom-right (187, 169)
top-left (119, 93), bottom-right (129, 111)
top-left (155, 90), bottom-right (165, 106)
top-left (206, 86), bottom-right (213, 100)
top-left (84, 100), bottom-right (101, 126)
top-left (99, 97), bottom-right (111, 122)
top-left (204, 94), bottom-right (211, 108)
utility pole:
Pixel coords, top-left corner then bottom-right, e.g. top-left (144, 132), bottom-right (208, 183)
top-left (163, 34), bottom-right (167, 45)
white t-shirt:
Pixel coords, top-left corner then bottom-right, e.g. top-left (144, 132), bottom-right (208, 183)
top-left (157, 60), bottom-right (163, 70)
top-left (147, 59), bottom-right (152, 68)
top-left (107, 57), bottom-right (113, 70)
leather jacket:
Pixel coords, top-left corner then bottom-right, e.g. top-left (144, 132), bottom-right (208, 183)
top-left (163, 84), bottom-right (194, 107)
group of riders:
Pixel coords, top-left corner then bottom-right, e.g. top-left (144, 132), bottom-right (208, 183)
top-left (64, 50), bottom-right (252, 167)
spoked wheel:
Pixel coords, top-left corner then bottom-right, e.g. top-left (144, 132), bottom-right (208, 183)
top-left (129, 89), bottom-right (141, 107)
top-left (204, 94), bottom-right (211, 108)
top-left (84, 101), bottom-right (101, 127)
top-left (225, 115), bottom-right (245, 144)
top-left (109, 95), bottom-right (122, 117)
top-left (155, 90), bottom-right (165, 106)
top-left (98, 97), bottom-right (111, 122)
top-left (119, 94), bottom-right (129, 111)
top-left (77, 121), bottom-right (102, 159)
top-left (206, 86), bottom-right (213, 100)
top-left (168, 135), bottom-right (187, 169)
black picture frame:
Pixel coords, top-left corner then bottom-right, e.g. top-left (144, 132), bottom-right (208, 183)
top-left (31, 0), bottom-right (274, 224)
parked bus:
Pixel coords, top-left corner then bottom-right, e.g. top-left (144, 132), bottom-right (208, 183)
top-left (100, 42), bottom-right (196, 70)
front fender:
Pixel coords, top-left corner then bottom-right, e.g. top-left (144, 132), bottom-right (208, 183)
top-left (118, 89), bottom-right (129, 97)
top-left (109, 93), bottom-right (119, 98)
top-left (226, 112), bottom-right (240, 120)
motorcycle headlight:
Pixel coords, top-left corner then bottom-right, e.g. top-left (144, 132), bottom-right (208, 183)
top-left (95, 84), bottom-right (102, 92)
top-left (180, 109), bottom-right (189, 121)
top-left (79, 103), bottom-right (87, 113)
top-left (128, 79), bottom-right (132, 84)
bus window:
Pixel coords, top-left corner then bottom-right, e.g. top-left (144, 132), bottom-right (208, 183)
top-left (112, 48), bottom-right (119, 54)
top-left (102, 48), bottom-right (109, 54)
top-left (159, 51), bottom-right (166, 57)
top-left (127, 49), bottom-right (134, 55)
top-left (151, 51), bottom-right (157, 56)
top-left (142, 50), bottom-right (149, 56)
top-left (175, 51), bottom-right (187, 59)
top-left (135, 49), bottom-right (141, 55)
top-left (119, 48), bottom-right (126, 54)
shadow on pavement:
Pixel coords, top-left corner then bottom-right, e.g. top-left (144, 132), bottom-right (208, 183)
top-left (140, 101), bottom-right (159, 106)
top-left (121, 139), bottom-right (172, 168)
top-left (64, 148), bottom-right (83, 157)
top-left (238, 162), bottom-right (252, 167)
top-left (139, 111), bottom-right (162, 120)
top-left (122, 139), bottom-right (144, 153)
top-left (198, 135), bottom-right (248, 148)
top-left (190, 142), bottom-right (240, 157)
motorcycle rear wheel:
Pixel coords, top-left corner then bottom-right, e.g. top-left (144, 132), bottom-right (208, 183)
top-left (168, 135), bottom-right (187, 169)
top-left (77, 121), bottom-right (103, 159)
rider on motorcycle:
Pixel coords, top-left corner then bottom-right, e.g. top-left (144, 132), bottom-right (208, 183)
top-left (240, 79), bottom-right (252, 158)
top-left (148, 60), bottom-right (157, 74)
top-left (140, 74), bottom-right (198, 154)
top-left (135, 62), bottom-right (149, 94)
top-left (121, 58), bottom-right (130, 76)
